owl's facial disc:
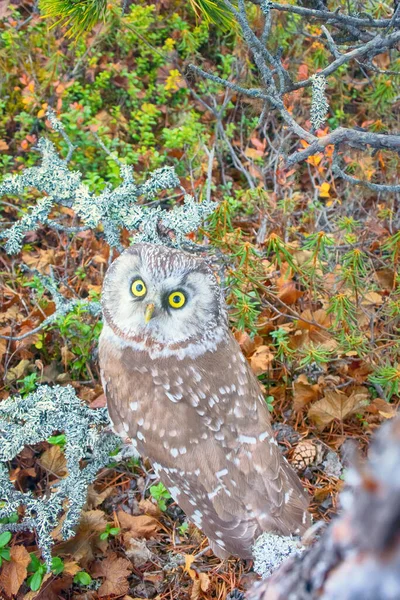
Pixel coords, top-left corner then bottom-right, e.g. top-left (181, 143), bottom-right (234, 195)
top-left (102, 243), bottom-right (227, 346)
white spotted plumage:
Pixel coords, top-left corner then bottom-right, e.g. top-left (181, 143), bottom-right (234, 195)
top-left (99, 243), bottom-right (311, 559)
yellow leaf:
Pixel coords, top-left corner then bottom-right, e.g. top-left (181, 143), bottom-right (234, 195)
top-left (165, 69), bottom-right (183, 92)
top-left (184, 554), bottom-right (196, 580)
top-left (307, 154), bottom-right (322, 166)
top-left (319, 182), bottom-right (331, 198)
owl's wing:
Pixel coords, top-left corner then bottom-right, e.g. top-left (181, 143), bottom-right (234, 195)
top-left (99, 329), bottom-right (310, 559)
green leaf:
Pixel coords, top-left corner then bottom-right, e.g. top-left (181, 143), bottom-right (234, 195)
top-left (0, 531), bottom-right (12, 547)
top-left (51, 556), bottom-right (65, 575)
top-left (28, 553), bottom-right (42, 572)
top-left (99, 531), bottom-right (109, 540)
top-left (29, 570), bottom-right (43, 592)
top-left (0, 548), bottom-right (10, 561)
top-left (74, 571), bottom-right (92, 585)
top-left (109, 527), bottom-right (120, 536)
top-left (48, 434), bottom-right (67, 447)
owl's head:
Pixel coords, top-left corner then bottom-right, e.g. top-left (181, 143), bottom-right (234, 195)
top-left (101, 243), bottom-right (228, 350)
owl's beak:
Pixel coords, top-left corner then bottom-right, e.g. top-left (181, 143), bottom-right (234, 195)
top-left (144, 302), bottom-right (155, 324)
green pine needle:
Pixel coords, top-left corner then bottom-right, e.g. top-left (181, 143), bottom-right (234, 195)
top-left (39, 0), bottom-right (107, 38)
top-left (189, 0), bottom-right (237, 31)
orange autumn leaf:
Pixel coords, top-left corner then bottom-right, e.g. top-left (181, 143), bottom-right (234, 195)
top-left (293, 374), bottom-right (320, 412)
top-left (91, 552), bottom-right (132, 597)
top-left (249, 345), bottom-right (274, 376)
top-left (0, 545), bottom-right (31, 596)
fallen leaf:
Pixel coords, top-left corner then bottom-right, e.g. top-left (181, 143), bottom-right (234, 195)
top-left (0, 545), bottom-right (30, 596)
top-left (85, 484), bottom-right (113, 509)
top-left (124, 538), bottom-right (153, 566)
top-left (0, 0), bottom-right (11, 19)
top-left (4, 359), bottom-right (31, 383)
top-left (367, 398), bottom-right (397, 420)
top-left (89, 393), bottom-right (107, 408)
top-left (38, 445), bottom-right (68, 478)
top-left (118, 511), bottom-right (161, 543)
top-left (184, 554), bottom-right (196, 579)
top-left (91, 552), bottom-right (132, 597)
top-left (138, 498), bottom-right (161, 517)
top-left (190, 571), bottom-right (210, 600)
top-left (63, 561), bottom-right (81, 576)
top-left (249, 345), bottom-right (274, 376)
top-left (308, 389), bottom-right (369, 431)
top-left (234, 331), bottom-right (255, 356)
top-left (362, 290), bottom-right (383, 305)
top-left (55, 510), bottom-right (108, 564)
top-left (318, 182), bottom-right (331, 198)
top-left (293, 374), bottom-right (320, 412)
top-left (375, 268), bottom-right (395, 291)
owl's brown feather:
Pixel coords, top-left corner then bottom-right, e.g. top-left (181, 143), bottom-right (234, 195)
top-left (100, 326), bottom-right (311, 559)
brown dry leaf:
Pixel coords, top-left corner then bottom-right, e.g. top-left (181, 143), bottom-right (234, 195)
top-left (0, 0), bottom-right (11, 19)
top-left (249, 345), bottom-right (274, 376)
top-left (308, 389), bottom-right (369, 431)
top-left (91, 552), bottom-right (132, 597)
top-left (375, 268), bottom-right (395, 291)
top-left (55, 510), bottom-right (108, 564)
top-left (63, 561), bottom-right (81, 576)
top-left (297, 309), bottom-right (332, 344)
top-left (0, 545), bottom-right (31, 596)
top-left (22, 249), bottom-right (56, 274)
top-left (190, 572), bottom-right (210, 600)
top-left (85, 484), bottom-right (113, 510)
top-left (362, 290), bottom-right (383, 306)
top-left (124, 538), bottom-right (153, 566)
top-left (293, 374), bottom-right (320, 412)
top-left (138, 498), bottom-right (161, 517)
top-left (278, 280), bottom-right (303, 305)
top-left (0, 338), bottom-right (7, 362)
top-left (234, 331), bottom-right (255, 356)
top-left (38, 445), bottom-right (68, 478)
top-left (184, 554), bottom-right (196, 579)
top-left (367, 398), bottom-right (397, 420)
top-left (118, 511), bottom-right (161, 543)
top-left (4, 359), bottom-right (31, 383)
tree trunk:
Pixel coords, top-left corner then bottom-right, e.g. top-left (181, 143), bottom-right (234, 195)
top-left (248, 416), bottom-right (400, 600)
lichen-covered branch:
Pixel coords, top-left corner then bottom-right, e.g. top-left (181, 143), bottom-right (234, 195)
top-left (0, 385), bottom-right (119, 569)
top-left (188, 0), bottom-right (400, 190)
top-left (1, 110), bottom-right (216, 255)
top-left (248, 415), bottom-right (400, 599)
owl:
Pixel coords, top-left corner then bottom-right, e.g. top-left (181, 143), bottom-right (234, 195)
top-left (99, 243), bottom-right (311, 559)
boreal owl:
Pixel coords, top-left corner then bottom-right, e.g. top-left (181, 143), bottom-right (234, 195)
top-left (99, 243), bottom-right (310, 559)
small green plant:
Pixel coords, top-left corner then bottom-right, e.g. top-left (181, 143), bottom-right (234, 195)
top-left (73, 570), bottom-right (92, 586)
top-left (0, 512), bottom-right (18, 525)
top-left (16, 373), bottom-right (38, 396)
top-left (47, 433), bottom-right (67, 450)
top-left (150, 482), bottom-right (171, 511)
top-left (178, 521), bottom-right (189, 536)
top-left (99, 523), bottom-right (121, 541)
top-left (27, 554), bottom-right (47, 591)
top-left (0, 532), bottom-right (12, 567)
top-left (369, 364), bottom-right (400, 400)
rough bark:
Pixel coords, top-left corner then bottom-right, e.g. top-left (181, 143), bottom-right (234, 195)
top-left (247, 415), bottom-right (400, 600)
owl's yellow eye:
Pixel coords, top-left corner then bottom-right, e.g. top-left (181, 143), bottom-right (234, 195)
top-left (131, 279), bottom-right (147, 297)
top-left (168, 291), bottom-right (186, 309)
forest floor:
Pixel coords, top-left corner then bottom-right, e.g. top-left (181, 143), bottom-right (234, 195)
top-left (1, 0), bottom-right (400, 598)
